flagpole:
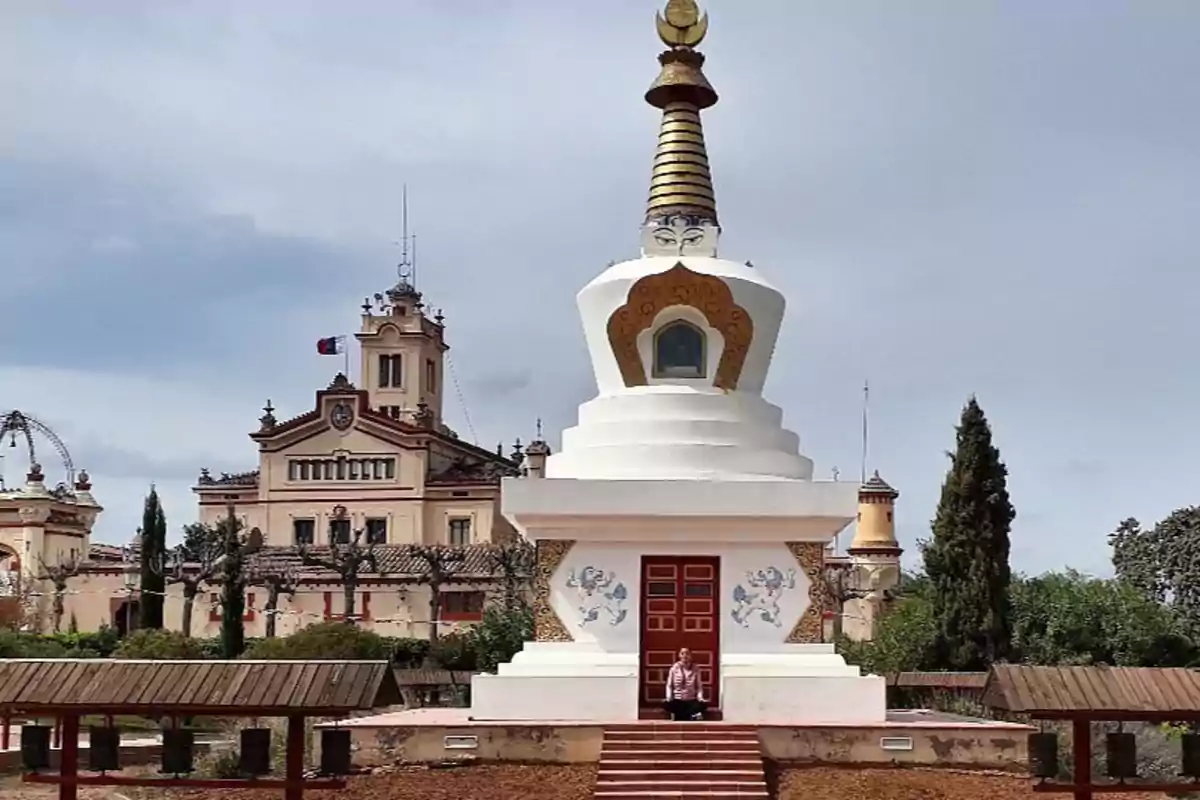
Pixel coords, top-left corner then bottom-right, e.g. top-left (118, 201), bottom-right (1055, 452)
top-left (342, 336), bottom-right (350, 381)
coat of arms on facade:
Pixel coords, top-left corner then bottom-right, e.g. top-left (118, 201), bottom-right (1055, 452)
top-left (731, 566), bottom-right (796, 628)
top-left (565, 566), bottom-right (629, 627)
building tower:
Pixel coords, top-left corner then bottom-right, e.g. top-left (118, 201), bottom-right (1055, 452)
top-left (472, 0), bottom-right (886, 726)
top-left (842, 471), bottom-right (902, 641)
top-left (355, 198), bottom-right (447, 429)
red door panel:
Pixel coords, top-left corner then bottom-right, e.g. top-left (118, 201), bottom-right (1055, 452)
top-left (639, 556), bottom-right (720, 707)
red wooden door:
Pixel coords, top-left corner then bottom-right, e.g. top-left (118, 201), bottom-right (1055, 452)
top-left (639, 556), bottom-right (720, 708)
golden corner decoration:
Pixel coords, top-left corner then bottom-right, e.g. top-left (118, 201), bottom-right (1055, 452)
top-left (607, 263), bottom-right (753, 391)
top-left (533, 540), bottom-right (576, 643)
top-left (657, 0), bottom-right (709, 48)
top-left (785, 541), bottom-right (832, 643)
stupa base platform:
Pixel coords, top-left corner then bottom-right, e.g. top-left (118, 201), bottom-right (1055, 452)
top-left (315, 707), bottom-right (1033, 770)
top-left (468, 643), bottom-right (887, 724)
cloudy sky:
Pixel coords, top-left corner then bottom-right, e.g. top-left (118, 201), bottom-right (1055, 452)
top-left (3, 0), bottom-right (1198, 576)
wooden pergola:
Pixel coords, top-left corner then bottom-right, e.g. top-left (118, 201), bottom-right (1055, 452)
top-left (0, 658), bottom-right (402, 800)
top-left (983, 664), bottom-right (1200, 799)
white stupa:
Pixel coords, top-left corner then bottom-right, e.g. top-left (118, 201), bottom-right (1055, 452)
top-left (471, 0), bottom-right (886, 724)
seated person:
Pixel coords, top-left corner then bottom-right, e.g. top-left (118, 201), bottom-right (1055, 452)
top-left (664, 647), bottom-right (707, 720)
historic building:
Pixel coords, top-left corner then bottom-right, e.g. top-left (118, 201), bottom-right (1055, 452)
top-left (51, 264), bottom-right (530, 639)
top-left (193, 274), bottom-right (519, 552)
top-left (0, 411), bottom-right (103, 628)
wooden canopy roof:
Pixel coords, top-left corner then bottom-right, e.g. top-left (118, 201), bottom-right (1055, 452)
top-left (983, 664), bottom-right (1200, 721)
top-left (0, 659), bottom-right (402, 716)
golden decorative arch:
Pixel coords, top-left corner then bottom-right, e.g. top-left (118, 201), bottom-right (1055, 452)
top-left (785, 541), bottom-right (832, 644)
top-left (533, 540), bottom-right (575, 643)
top-left (607, 262), bottom-right (753, 390)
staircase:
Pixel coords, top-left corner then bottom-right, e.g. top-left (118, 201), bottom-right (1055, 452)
top-left (595, 723), bottom-right (767, 799)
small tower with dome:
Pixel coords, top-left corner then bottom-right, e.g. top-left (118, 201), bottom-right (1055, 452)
top-left (470, 0), bottom-right (886, 725)
top-left (840, 471), bottom-right (903, 642)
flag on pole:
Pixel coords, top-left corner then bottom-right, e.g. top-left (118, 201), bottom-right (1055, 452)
top-left (316, 336), bottom-right (344, 356)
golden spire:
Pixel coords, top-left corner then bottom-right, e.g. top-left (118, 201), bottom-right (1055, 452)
top-left (644, 0), bottom-right (719, 226)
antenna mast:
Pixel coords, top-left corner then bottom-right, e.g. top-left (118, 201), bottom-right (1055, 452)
top-left (860, 380), bottom-right (870, 484)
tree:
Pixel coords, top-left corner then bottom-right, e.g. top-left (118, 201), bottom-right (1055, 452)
top-left (921, 396), bottom-right (1016, 670)
top-left (297, 511), bottom-right (379, 623)
top-left (139, 486), bottom-right (168, 629)
top-left (838, 592), bottom-right (937, 675)
top-left (36, 553), bottom-right (81, 634)
top-left (166, 522), bottom-right (223, 637)
top-left (218, 506), bottom-right (246, 658)
top-left (1109, 517), bottom-right (1165, 602)
top-left (1010, 570), bottom-right (1196, 667)
top-left (407, 545), bottom-right (466, 644)
top-left (247, 562), bottom-right (298, 639)
top-left (1111, 508), bottom-right (1200, 634)
top-left (485, 540), bottom-right (535, 613)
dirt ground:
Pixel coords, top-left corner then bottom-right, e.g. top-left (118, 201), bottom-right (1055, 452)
top-left (1, 764), bottom-right (1188, 800)
top-left (775, 766), bottom-right (1180, 799)
top-left (0, 764), bottom-right (598, 800)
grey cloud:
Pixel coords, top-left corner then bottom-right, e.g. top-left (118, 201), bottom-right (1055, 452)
top-left (6, 1), bottom-right (1200, 572)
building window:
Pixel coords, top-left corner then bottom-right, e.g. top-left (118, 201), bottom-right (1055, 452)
top-left (330, 518), bottom-right (351, 545)
top-left (425, 358), bottom-right (437, 393)
top-left (653, 320), bottom-right (706, 379)
top-left (448, 517), bottom-right (472, 547)
top-left (290, 457), bottom-right (396, 481)
top-left (440, 590), bottom-right (485, 622)
top-left (293, 518), bottom-right (315, 546)
top-left (365, 518), bottom-right (387, 545)
top-left (378, 354), bottom-right (403, 388)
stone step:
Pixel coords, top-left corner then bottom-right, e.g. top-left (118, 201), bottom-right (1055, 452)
top-left (604, 724), bottom-right (757, 733)
top-left (598, 770), bottom-right (764, 779)
top-left (594, 792), bottom-right (768, 800)
top-left (601, 751), bottom-right (760, 762)
top-left (597, 758), bottom-right (763, 770)
top-left (602, 741), bottom-right (759, 752)
top-left (597, 785), bottom-right (767, 795)
top-left (600, 734), bottom-right (758, 743)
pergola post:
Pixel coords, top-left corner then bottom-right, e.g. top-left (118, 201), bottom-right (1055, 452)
top-left (58, 714), bottom-right (80, 800)
top-left (1, 712), bottom-right (10, 750)
top-left (1071, 718), bottom-right (1091, 800)
top-left (285, 714), bottom-right (306, 800)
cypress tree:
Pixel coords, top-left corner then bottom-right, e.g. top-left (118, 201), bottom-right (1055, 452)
top-left (922, 396), bottom-right (1016, 670)
top-left (139, 487), bottom-right (168, 630)
top-left (219, 505), bottom-right (246, 659)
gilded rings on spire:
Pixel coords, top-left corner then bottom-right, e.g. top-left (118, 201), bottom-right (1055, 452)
top-left (657, 0), bottom-right (708, 48)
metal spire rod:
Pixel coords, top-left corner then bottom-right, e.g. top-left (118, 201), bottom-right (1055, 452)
top-left (860, 380), bottom-right (870, 485)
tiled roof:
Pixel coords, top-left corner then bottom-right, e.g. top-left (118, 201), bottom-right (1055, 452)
top-left (247, 544), bottom-right (502, 582)
top-left (427, 458), bottom-right (520, 485)
top-left (860, 470), bottom-right (899, 497)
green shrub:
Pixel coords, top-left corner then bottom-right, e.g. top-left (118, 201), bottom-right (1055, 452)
top-left (243, 621), bottom-right (390, 660)
top-left (390, 637), bottom-right (431, 668)
top-left (112, 629), bottom-right (205, 659)
top-left (0, 631), bottom-right (69, 658)
top-left (467, 605), bottom-right (532, 673)
top-left (48, 625), bottom-right (122, 657)
top-left (427, 632), bottom-right (477, 671)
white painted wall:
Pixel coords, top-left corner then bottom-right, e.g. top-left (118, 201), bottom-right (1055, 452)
top-left (548, 541), bottom-right (813, 657)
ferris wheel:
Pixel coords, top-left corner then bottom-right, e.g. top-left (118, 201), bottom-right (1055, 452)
top-left (0, 410), bottom-right (75, 490)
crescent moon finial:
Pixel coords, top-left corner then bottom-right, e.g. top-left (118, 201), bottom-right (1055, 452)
top-left (656, 0), bottom-right (708, 49)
